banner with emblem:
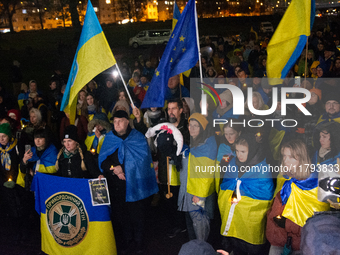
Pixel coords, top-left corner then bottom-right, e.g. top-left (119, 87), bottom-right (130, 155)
top-left (31, 172), bottom-right (116, 255)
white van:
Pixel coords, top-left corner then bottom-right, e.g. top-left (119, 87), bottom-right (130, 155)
top-left (260, 22), bottom-right (274, 33)
top-left (129, 29), bottom-right (172, 48)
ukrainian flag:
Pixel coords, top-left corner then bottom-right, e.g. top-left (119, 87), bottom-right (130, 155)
top-left (280, 173), bottom-right (329, 227)
top-left (31, 172), bottom-right (116, 255)
top-left (187, 136), bottom-right (217, 198)
top-left (267, 0), bottom-right (315, 84)
top-left (60, 0), bottom-right (116, 124)
top-left (218, 158), bottom-right (274, 245)
top-left (172, 1), bottom-right (181, 30)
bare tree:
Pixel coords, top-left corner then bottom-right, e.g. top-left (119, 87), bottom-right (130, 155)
top-left (0, 0), bottom-right (20, 32)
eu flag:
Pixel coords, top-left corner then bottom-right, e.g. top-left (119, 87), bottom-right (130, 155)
top-left (141, 0), bottom-right (199, 109)
top-left (60, 0), bottom-right (116, 124)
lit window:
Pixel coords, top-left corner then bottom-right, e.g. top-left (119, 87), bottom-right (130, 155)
top-left (22, 9), bottom-right (27, 14)
top-left (106, 0), bottom-right (111, 3)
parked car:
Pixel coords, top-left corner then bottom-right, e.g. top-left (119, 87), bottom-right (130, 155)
top-left (129, 29), bottom-right (172, 48)
top-left (260, 22), bottom-right (274, 33)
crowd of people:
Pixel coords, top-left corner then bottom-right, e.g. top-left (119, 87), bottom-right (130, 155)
top-left (0, 26), bottom-right (340, 255)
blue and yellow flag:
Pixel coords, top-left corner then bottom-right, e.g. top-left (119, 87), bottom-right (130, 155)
top-left (280, 173), bottom-right (329, 227)
top-left (172, 1), bottom-right (181, 30)
top-left (60, 0), bottom-right (116, 124)
top-left (267, 0), bottom-right (315, 84)
top-left (31, 172), bottom-right (116, 255)
top-left (141, 0), bottom-right (199, 109)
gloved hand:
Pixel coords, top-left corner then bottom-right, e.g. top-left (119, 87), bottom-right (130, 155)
top-left (273, 215), bottom-right (286, 228)
top-left (3, 181), bottom-right (15, 189)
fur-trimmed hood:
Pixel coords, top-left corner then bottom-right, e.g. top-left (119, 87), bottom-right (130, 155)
top-left (87, 113), bottom-right (112, 132)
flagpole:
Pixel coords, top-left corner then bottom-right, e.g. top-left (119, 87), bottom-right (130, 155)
top-left (194, 1), bottom-right (207, 115)
top-left (194, 2), bottom-right (203, 85)
top-left (115, 64), bottom-right (135, 108)
top-left (304, 38), bottom-right (308, 86)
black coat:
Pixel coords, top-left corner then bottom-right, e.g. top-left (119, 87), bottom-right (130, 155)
top-left (56, 147), bottom-right (101, 178)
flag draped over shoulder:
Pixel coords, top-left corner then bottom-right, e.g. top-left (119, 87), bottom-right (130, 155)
top-left (31, 172), bottom-right (116, 255)
top-left (141, 0), bottom-right (199, 109)
top-left (60, 0), bottom-right (116, 124)
top-left (267, 0), bottom-right (315, 84)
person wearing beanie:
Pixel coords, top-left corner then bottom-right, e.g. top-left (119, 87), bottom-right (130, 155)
top-left (19, 128), bottom-right (58, 190)
top-left (219, 133), bottom-right (274, 255)
top-left (213, 90), bottom-right (240, 121)
top-left (316, 88), bottom-right (340, 127)
top-left (310, 60), bottom-right (320, 79)
top-left (98, 110), bottom-right (158, 254)
top-left (177, 113), bottom-right (217, 241)
top-left (0, 123), bottom-right (22, 238)
top-left (84, 112), bottom-right (112, 155)
top-left (55, 125), bottom-right (103, 179)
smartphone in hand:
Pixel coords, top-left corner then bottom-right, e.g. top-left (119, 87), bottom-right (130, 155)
top-left (25, 144), bottom-right (31, 152)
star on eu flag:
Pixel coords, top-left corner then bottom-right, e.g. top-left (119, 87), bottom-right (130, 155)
top-left (156, 71), bottom-right (160, 76)
top-left (170, 58), bottom-right (173, 63)
top-left (182, 47), bottom-right (186, 53)
top-left (173, 46), bottom-right (176, 51)
top-left (179, 35), bottom-right (185, 42)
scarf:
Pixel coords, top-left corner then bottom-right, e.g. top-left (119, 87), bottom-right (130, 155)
top-left (63, 148), bottom-right (78, 159)
top-left (87, 104), bottom-right (96, 113)
top-left (0, 138), bottom-right (17, 171)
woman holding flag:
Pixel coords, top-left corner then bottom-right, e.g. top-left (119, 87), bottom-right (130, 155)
top-left (178, 113), bottom-right (217, 241)
top-left (218, 133), bottom-right (274, 255)
top-left (19, 128), bottom-right (58, 189)
top-left (266, 140), bottom-right (329, 255)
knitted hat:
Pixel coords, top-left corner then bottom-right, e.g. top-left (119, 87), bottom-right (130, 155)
top-left (309, 88), bottom-right (322, 101)
top-left (0, 123), bottom-right (12, 138)
top-left (111, 100), bottom-right (130, 117)
top-left (323, 89), bottom-right (340, 104)
top-left (7, 109), bottom-right (21, 121)
top-left (310, 61), bottom-right (320, 70)
top-left (112, 110), bottom-right (129, 120)
top-left (88, 112), bottom-right (111, 132)
top-left (178, 240), bottom-right (216, 255)
top-left (63, 125), bottom-right (79, 143)
top-left (188, 113), bottom-right (208, 130)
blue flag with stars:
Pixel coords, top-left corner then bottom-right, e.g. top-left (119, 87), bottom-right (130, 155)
top-left (141, 0), bottom-right (198, 109)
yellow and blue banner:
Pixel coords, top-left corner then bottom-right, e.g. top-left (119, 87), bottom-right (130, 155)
top-left (188, 136), bottom-right (217, 198)
top-left (280, 173), bottom-right (329, 227)
top-left (141, 0), bottom-right (198, 109)
top-left (218, 158), bottom-right (274, 245)
top-left (267, 0), bottom-right (315, 84)
top-left (60, 0), bottom-right (116, 124)
top-left (31, 172), bottom-right (116, 255)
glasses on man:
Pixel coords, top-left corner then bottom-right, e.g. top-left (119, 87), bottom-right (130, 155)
top-left (325, 102), bottom-right (340, 107)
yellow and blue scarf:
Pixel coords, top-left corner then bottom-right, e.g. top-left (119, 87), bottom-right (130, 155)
top-left (0, 138), bottom-right (17, 171)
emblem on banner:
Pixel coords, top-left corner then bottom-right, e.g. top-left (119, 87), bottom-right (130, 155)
top-left (45, 192), bottom-right (89, 247)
